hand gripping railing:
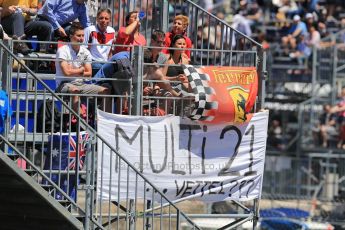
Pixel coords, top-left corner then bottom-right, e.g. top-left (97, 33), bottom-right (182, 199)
top-left (0, 41), bottom-right (202, 229)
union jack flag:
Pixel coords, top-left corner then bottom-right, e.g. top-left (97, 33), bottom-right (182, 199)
top-left (44, 132), bottom-right (90, 170)
top-left (67, 132), bottom-right (89, 170)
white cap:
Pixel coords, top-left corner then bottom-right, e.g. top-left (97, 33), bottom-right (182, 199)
top-left (293, 15), bottom-right (301, 21)
top-left (305, 13), bottom-right (313, 19)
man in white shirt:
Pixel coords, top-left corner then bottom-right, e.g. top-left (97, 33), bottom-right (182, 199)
top-left (83, 8), bottom-right (115, 73)
top-left (55, 22), bottom-right (109, 112)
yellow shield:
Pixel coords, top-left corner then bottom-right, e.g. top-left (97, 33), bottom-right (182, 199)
top-left (228, 85), bottom-right (250, 123)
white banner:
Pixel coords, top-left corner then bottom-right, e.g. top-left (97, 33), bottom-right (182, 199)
top-left (97, 110), bottom-right (268, 202)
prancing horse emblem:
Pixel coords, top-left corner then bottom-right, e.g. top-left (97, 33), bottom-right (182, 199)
top-left (228, 86), bottom-right (249, 123)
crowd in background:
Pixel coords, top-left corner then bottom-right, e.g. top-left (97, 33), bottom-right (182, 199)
top-left (314, 88), bottom-right (345, 149)
top-left (199, 0), bottom-right (345, 69)
top-left (2, 0), bottom-right (345, 65)
top-left (198, 0), bottom-right (345, 149)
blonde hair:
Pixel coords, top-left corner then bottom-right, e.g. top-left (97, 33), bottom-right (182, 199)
top-left (174, 15), bottom-right (189, 28)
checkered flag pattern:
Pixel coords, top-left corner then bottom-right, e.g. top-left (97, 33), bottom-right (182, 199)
top-left (182, 64), bottom-right (218, 121)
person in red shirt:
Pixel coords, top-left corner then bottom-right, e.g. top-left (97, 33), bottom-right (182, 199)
top-left (163, 14), bottom-right (193, 59)
top-left (113, 10), bottom-right (146, 54)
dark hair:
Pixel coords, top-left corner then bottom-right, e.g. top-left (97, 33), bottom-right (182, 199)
top-left (169, 34), bottom-right (186, 56)
top-left (125, 11), bottom-right (138, 26)
top-left (97, 8), bottom-right (112, 18)
top-left (144, 49), bottom-right (153, 63)
top-left (151, 29), bottom-right (165, 42)
top-left (69, 22), bottom-right (84, 36)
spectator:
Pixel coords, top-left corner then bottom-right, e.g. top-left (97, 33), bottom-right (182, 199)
top-left (200, 12), bottom-right (224, 51)
top-left (257, 31), bottom-right (270, 50)
top-left (199, 0), bottom-right (214, 12)
top-left (143, 30), bottom-right (181, 98)
top-left (313, 7), bottom-right (330, 39)
top-left (318, 104), bottom-right (338, 147)
top-left (37, 0), bottom-right (91, 40)
top-left (274, 0), bottom-right (299, 19)
top-left (231, 14), bottom-right (252, 37)
top-left (268, 119), bottom-right (284, 149)
top-left (163, 14), bottom-right (193, 59)
top-left (0, 0), bottom-right (52, 54)
top-left (332, 87), bottom-right (345, 149)
top-left (142, 31), bottom-right (183, 114)
top-left (163, 34), bottom-right (190, 95)
top-left (55, 22), bottom-right (110, 113)
top-left (299, 0), bottom-right (318, 13)
top-left (236, 0), bottom-right (263, 28)
top-left (231, 14), bottom-right (252, 49)
top-left (282, 14), bottom-right (308, 52)
top-left (288, 24), bottom-right (320, 72)
top-left (92, 51), bottom-right (133, 113)
top-left (289, 25), bottom-right (320, 71)
top-left (325, 0), bottom-right (338, 21)
top-left (147, 30), bottom-right (168, 66)
top-left (306, 25), bottom-right (321, 48)
top-left (83, 8), bottom-right (115, 73)
top-left (86, 0), bottom-right (98, 22)
top-left (305, 12), bottom-right (316, 29)
top-left (113, 11), bottom-right (146, 54)
top-left (93, 30), bottom-right (180, 113)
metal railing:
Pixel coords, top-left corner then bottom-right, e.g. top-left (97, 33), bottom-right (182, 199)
top-left (262, 151), bottom-right (345, 227)
top-left (296, 98), bottom-right (327, 151)
top-left (295, 97), bottom-right (344, 153)
top-left (97, 0), bottom-right (266, 108)
top-left (1, 1), bottom-right (266, 229)
top-left (2, 38), bottom-right (265, 230)
top-left (263, 95), bottom-right (345, 226)
top-left (0, 40), bottom-right (207, 229)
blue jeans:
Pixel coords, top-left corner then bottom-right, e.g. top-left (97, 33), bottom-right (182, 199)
top-left (93, 51), bottom-right (131, 95)
top-left (91, 62), bottom-right (103, 77)
top-left (1, 12), bottom-right (52, 41)
top-left (93, 51), bottom-right (130, 79)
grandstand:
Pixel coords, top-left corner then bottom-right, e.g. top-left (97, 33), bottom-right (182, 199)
top-left (0, 0), bottom-right (344, 230)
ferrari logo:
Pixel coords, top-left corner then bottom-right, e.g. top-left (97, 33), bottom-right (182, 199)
top-left (228, 85), bottom-right (249, 123)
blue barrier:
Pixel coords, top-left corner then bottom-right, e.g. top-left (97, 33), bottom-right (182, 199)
top-left (260, 208), bottom-right (309, 219)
